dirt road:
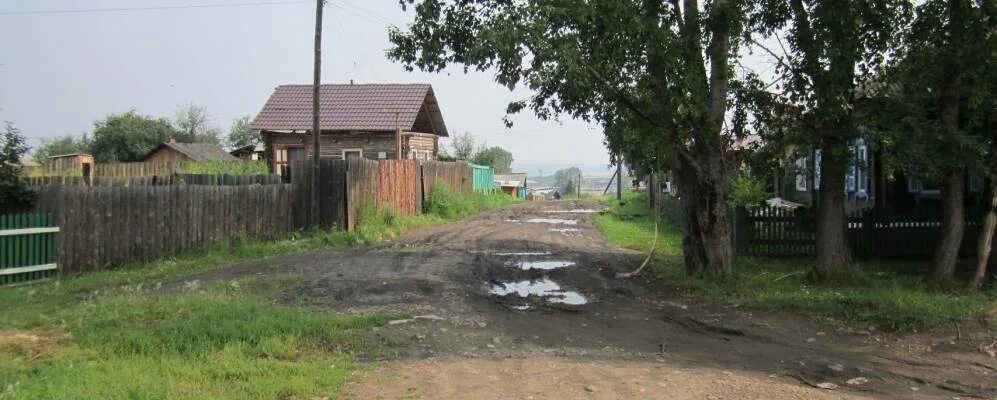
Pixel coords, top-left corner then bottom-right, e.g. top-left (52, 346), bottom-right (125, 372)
top-left (186, 201), bottom-right (997, 399)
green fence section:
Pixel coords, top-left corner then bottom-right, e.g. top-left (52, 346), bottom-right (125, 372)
top-left (0, 213), bottom-right (59, 286)
top-left (470, 163), bottom-right (495, 192)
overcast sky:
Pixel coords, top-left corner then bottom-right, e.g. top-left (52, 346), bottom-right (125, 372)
top-left (0, 0), bottom-right (613, 175)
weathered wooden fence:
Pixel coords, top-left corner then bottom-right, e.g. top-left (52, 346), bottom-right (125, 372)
top-left (25, 174), bottom-right (280, 187)
top-left (0, 213), bottom-right (59, 285)
top-left (734, 206), bottom-right (982, 258)
top-left (290, 158), bottom-right (472, 231)
top-left (33, 184), bottom-right (294, 273)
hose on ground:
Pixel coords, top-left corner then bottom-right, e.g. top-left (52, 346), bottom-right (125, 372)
top-left (616, 209), bottom-right (659, 279)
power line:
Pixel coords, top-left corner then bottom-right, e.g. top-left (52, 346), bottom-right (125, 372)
top-left (0, 1), bottom-right (311, 16)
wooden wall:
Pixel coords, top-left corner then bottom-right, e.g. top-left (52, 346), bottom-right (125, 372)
top-left (145, 147), bottom-right (190, 164)
top-left (267, 131), bottom-right (440, 163)
top-left (33, 184), bottom-right (294, 273)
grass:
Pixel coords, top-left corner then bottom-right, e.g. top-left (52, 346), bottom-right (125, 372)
top-left (0, 185), bottom-right (519, 399)
top-left (182, 160), bottom-right (270, 175)
top-left (593, 192), bottom-right (996, 331)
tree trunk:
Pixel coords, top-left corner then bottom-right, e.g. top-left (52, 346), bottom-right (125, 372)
top-left (675, 156), bottom-right (733, 278)
top-left (815, 144), bottom-right (852, 278)
top-left (931, 170), bottom-right (965, 283)
top-left (970, 182), bottom-right (997, 290)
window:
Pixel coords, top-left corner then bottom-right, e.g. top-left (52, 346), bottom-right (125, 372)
top-left (273, 146), bottom-right (304, 176)
top-left (970, 174), bottom-right (984, 193)
top-left (856, 143), bottom-right (868, 195)
top-left (813, 150), bottom-right (822, 189)
top-left (342, 149), bottom-right (362, 161)
top-left (377, 152), bottom-right (387, 160)
top-left (846, 144), bottom-right (857, 192)
top-left (795, 157), bottom-right (808, 192)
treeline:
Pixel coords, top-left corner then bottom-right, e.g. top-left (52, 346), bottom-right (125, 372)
top-left (32, 105), bottom-right (258, 163)
top-left (388, 1), bottom-right (995, 289)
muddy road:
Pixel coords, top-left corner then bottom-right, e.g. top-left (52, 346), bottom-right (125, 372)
top-left (187, 201), bottom-right (997, 399)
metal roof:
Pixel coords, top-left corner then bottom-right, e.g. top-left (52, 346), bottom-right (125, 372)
top-left (251, 83), bottom-right (448, 136)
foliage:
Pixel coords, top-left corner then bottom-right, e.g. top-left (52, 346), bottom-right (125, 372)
top-left (182, 160), bottom-right (269, 175)
top-left (32, 134), bottom-right (92, 162)
top-left (594, 192), bottom-right (995, 331)
top-left (423, 182), bottom-right (519, 220)
top-left (0, 122), bottom-right (37, 213)
top-left (174, 104), bottom-right (221, 145)
top-left (448, 131), bottom-right (478, 160)
top-left (90, 111), bottom-right (183, 162)
top-left (730, 174), bottom-right (770, 208)
top-left (470, 146), bottom-right (513, 174)
top-left (226, 115), bottom-right (258, 149)
top-left (552, 167), bottom-right (581, 195)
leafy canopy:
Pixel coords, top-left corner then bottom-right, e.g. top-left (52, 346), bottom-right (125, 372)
top-left (471, 146), bottom-right (513, 173)
top-left (0, 122), bottom-right (37, 213)
top-left (90, 111), bottom-right (182, 162)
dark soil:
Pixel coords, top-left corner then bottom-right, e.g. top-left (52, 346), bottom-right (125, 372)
top-left (179, 201), bottom-right (997, 400)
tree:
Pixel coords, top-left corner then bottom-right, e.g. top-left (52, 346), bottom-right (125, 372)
top-left (90, 111), bottom-right (182, 162)
top-left (390, 0), bottom-right (754, 277)
top-left (226, 115), bottom-right (259, 149)
top-left (448, 131), bottom-right (478, 160)
top-left (174, 104), bottom-right (221, 144)
top-left (750, 0), bottom-right (911, 279)
top-left (553, 167), bottom-right (582, 196)
top-left (33, 134), bottom-right (92, 162)
top-left (874, 0), bottom-right (993, 284)
top-left (471, 146), bottom-right (513, 173)
top-left (0, 122), bottom-right (37, 213)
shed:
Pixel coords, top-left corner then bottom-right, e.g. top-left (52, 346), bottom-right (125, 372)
top-left (145, 141), bottom-right (240, 163)
top-left (48, 153), bottom-right (95, 179)
top-left (230, 143), bottom-right (265, 161)
top-left (495, 173), bottom-right (528, 199)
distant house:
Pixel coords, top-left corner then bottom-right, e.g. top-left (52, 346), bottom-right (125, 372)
top-left (145, 141), bottom-right (239, 163)
top-left (495, 173), bottom-right (528, 199)
top-left (48, 153), bottom-right (95, 179)
top-left (230, 143), bottom-right (265, 161)
top-left (251, 83), bottom-right (449, 176)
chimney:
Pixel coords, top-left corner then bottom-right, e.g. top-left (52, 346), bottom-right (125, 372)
top-left (350, 79), bottom-right (354, 85)
top-left (169, 138), bottom-right (176, 144)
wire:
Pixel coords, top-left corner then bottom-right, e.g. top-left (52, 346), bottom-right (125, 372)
top-left (0, 1), bottom-right (311, 16)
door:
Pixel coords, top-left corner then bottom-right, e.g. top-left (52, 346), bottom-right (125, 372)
top-left (343, 149), bottom-right (362, 162)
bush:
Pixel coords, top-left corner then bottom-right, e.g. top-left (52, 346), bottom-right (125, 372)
top-left (424, 182), bottom-right (519, 220)
top-left (731, 174), bottom-right (769, 208)
top-left (183, 160), bottom-right (270, 175)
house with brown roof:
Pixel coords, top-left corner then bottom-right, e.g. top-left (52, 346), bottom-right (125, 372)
top-left (145, 141), bottom-right (240, 163)
top-left (251, 83), bottom-right (448, 175)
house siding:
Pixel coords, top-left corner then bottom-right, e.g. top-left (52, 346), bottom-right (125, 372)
top-left (266, 131), bottom-right (438, 164)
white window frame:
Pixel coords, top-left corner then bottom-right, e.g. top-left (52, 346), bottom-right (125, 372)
top-left (856, 142), bottom-right (868, 196)
top-left (795, 157), bottom-right (808, 192)
top-left (342, 148), bottom-right (363, 160)
top-left (814, 149), bottom-right (822, 189)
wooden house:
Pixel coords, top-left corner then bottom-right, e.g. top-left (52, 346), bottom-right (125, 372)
top-left (144, 141), bottom-right (239, 163)
top-left (495, 173), bottom-right (528, 199)
top-left (251, 83), bottom-right (449, 176)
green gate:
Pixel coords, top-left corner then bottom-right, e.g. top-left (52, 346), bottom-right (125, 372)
top-left (470, 163), bottom-right (494, 192)
top-left (1, 213), bottom-right (59, 285)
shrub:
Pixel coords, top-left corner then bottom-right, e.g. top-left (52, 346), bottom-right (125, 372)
top-left (183, 160), bottom-right (269, 175)
top-left (731, 173), bottom-right (769, 208)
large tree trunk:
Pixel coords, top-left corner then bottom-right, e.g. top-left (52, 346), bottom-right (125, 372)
top-left (674, 156), bottom-right (733, 278)
top-left (970, 182), bottom-right (997, 290)
top-left (931, 170), bottom-right (965, 283)
top-left (815, 144), bottom-right (852, 278)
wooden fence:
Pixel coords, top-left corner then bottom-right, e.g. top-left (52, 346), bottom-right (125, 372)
top-left (0, 213), bottom-right (59, 285)
top-left (734, 206), bottom-right (982, 258)
top-left (33, 184), bottom-right (295, 273)
top-left (25, 174), bottom-right (280, 187)
top-left (290, 158), bottom-right (471, 231)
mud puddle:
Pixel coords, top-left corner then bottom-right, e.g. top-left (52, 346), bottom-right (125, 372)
top-left (488, 278), bottom-right (588, 309)
top-left (523, 218), bottom-right (578, 225)
top-left (505, 260), bottom-right (575, 270)
top-left (544, 209), bottom-right (602, 214)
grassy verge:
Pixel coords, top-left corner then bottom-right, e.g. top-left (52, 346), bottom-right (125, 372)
top-left (0, 185), bottom-right (518, 399)
top-left (593, 192), bottom-right (996, 331)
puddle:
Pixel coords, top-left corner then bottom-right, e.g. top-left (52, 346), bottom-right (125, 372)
top-left (524, 218), bottom-right (578, 225)
top-left (548, 228), bottom-right (580, 233)
top-left (544, 209), bottom-right (601, 214)
top-left (506, 260), bottom-right (576, 270)
top-left (489, 278), bottom-right (588, 306)
top-left (493, 252), bottom-right (552, 256)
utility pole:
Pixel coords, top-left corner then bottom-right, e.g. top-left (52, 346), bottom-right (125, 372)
top-left (310, 0), bottom-right (324, 229)
top-left (616, 160), bottom-right (623, 204)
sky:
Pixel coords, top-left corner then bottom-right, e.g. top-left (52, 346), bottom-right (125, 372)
top-left (0, 0), bottom-right (614, 175)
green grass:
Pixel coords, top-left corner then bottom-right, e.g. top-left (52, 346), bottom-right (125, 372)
top-left (594, 192), bottom-right (996, 331)
top-left (0, 185), bottom-right (519, 399)
top-left (182, 160), bottom-right (270, 175)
